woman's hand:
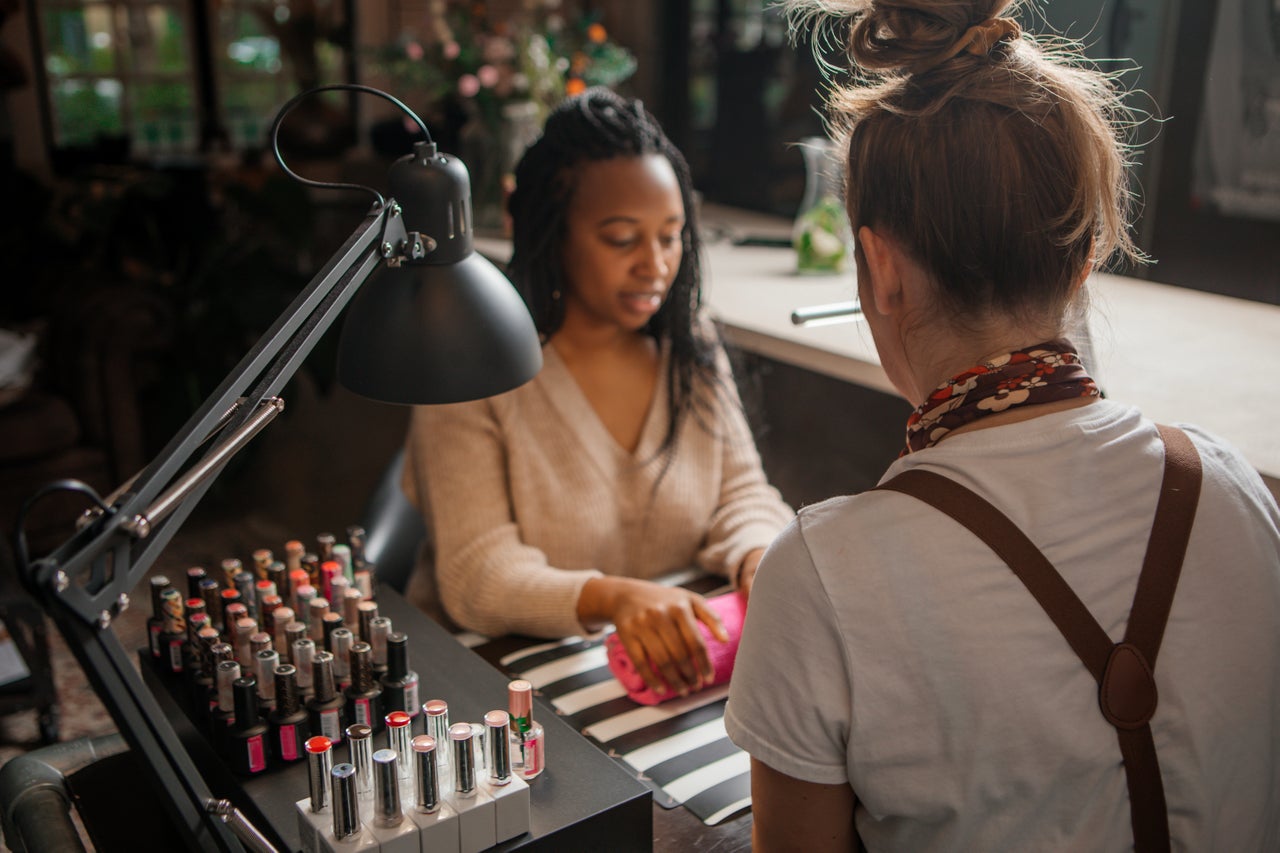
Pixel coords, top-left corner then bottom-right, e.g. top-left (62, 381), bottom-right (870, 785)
top-left (736, 548), bottom-right (766, 601)
top-left (580, 577), bottom-right (728, 697)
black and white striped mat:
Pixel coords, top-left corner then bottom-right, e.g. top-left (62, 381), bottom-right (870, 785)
top-left (460, 571), bottom-right (752, 826)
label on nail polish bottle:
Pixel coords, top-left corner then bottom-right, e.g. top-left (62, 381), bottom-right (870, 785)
top-left (247, 734), bottom-right (266, 773)
top-left (167, 639), bottom-right (184, 673)
top-left (353, 698), bottom-right (371, 726)
top-left (318, 708), bottom-right (342, 743)
top-left (404, 676), bottom-right (419, 716)
top-left (279, 725), bottom-right (299, 761)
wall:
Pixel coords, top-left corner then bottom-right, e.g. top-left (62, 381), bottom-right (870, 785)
top-left (732, 350), bottom-right (913, 508)
top-left (2, 2), bottom-right (44, 177)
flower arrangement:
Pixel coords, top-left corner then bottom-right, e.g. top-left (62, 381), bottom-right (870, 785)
top-left (372, 0), bottom-right (637, 132)
top-left (369, 0), bottom-right (636, 227)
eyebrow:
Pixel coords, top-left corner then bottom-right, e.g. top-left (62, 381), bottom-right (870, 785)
top-left (597, 215), bottom-right (685, 227)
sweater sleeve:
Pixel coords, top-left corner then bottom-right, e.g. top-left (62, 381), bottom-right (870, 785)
top-left (694, 348), bottom-right (795, 581)
top-left (402, 399), bottom-right (602, 638)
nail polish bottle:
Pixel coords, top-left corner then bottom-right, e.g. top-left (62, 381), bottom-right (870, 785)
top-left (322, 613), bottom-right (345, 654)
top-left (202, 643), bottom-right (232, 713)
top-left (407, 735), bottom-right (459, 852)
top-left (185, 565), bottom-right (207, 599)
top-left (507, 679), bottom-right (545, 780)
top-left (269, 663), bottom-right (308, 764)
top-left (272, 606), bottom-right (296, 656)
top-left (209, 659), bottom-right (240, 749)
top-left (159, 588), bottom-right (186, 676)
top-left (482, 710), bottom-right (531, 844)
top-left (343, 642), bottom-right (384, 734)
top-left (356, 601), bottom-right (378, 643)
top-left (369, 617), bottom-right (392, 678)
top-left (423, 699), bottom-right (451, 770)
top-left (379, 633), bottom-right (419, 718)
top-left (293, 637), bottom-right (316, 698)
top-left (185, 624), bottom-right (219, 715)
top-left (254, 648), bottom-right (279, 717)
top-left (331, 627), bottom-right (354, 691)
top-left (182, 605), bottom-right (209, 678)
top-left (226, 676), bottom-right (269, 776)
top-left (346, 723), bottom-right (374, 803)
top-left (367, 749), bottom-right (419, 852)
top-left (386, 712), bottom-right (413, 780)
top-left (448, 722), bottom-right (496, 852)
top-left (296, 735), bottom-right (332, 851)
top-left (307, 650), bottom-right (346, 745)
top-left (321, 763), bottom-right (377, 852)
top-left (197, 577), bottom-right (221, 632)
top-left (146, 575), bottom-right (172, 663)
top-left (309, 597), bottom-right (331, 643)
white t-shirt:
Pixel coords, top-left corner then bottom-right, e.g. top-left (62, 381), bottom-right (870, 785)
top-left (726, 400), bottom-right (1280, 851)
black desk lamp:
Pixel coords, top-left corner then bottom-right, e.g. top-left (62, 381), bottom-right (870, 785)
top-left (12, 85), bottom-right (542, 851)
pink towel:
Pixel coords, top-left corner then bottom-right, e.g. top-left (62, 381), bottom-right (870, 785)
top-left (604, 591), bottom-right (746, 705)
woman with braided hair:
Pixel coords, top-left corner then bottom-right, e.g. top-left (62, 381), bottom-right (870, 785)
top-left (726, 0), bottom-right (1280, 849)
top-left (402, 88), bottom-right (792, 697)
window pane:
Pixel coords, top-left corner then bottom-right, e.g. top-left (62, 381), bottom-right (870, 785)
top-left (51, 78), bottom-right (125, 146)
top-left (133, 81), bottom-right (197, 154)
top-left (222, 81), bottom-right (281, 148)
top-left (219, 7), bottom-right (281, 76)
top-left (43, 5), bottom-right (119, 75)
top-left (125, 5), bottom-right (191, 75)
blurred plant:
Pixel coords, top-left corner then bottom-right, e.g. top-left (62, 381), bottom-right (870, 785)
top-left (26, 161), bottom-right (323, 460)
top-left (370, 0), bottom-right (637, 133)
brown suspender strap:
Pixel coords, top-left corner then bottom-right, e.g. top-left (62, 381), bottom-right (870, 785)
top-left (874, 425), bottom-right (1201, 853)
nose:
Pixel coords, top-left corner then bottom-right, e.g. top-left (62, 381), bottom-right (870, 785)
top-left (638, 238), bottom-right (672, 279)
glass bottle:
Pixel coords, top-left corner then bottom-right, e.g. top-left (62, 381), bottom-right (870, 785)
top-left (506, 680), bottom-right (544, 780)
top-left (792, 135), bottom-right (851, 275)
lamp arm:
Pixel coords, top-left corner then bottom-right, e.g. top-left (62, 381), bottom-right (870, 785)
top-left (15, 199), bottom-right (411, 852)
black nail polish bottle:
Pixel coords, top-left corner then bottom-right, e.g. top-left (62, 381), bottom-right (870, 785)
top-left (344, 641), bottom-right (385, 734)
top-left (269, 664), bottom-right (308, 764)
top-left (227, 676), bottom-right (269, 776)
top-left (306, 650), bottom-right (346, 745)
top-left (380, 632), bottom-right (420, 718)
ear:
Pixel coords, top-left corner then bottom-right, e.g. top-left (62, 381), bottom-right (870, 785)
top-left (1071, 239), bottom-right (1095, 295)
top-left (857, 226), bottom-right (903, 317)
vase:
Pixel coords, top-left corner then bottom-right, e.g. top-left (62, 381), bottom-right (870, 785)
top-left (792, 136), bottom-right (851, 275)
top-left (459, 100), bottom-right (544, 234)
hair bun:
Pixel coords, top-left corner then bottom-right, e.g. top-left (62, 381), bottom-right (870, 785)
top-left (844, 0), bottom-right (1015, 74)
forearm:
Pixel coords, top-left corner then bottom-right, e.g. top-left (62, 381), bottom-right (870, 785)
top-left (438, 538), bottom-right (602, 637)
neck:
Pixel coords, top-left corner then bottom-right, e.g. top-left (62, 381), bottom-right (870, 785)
top-left (550, 317), bottom-right (650, 363)
top-left (905, 324), bottom-right (1065, 406)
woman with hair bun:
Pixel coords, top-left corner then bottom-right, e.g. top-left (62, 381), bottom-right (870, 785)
top-left (726, 1), bottom-right (1280, 849)
top-left (402, 88), bottom-right (792, 698)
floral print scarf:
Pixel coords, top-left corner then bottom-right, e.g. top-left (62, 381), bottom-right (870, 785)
top-left (903, 340), bottom-right (1099, 455)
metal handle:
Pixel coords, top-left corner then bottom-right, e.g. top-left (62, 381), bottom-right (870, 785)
top-left (121, 398), bottom-right (285, 538)
top-left (790, 300), bottom-right (863, 326)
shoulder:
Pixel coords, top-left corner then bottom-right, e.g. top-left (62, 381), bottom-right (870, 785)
top-left (1175, 423), bottom-right (1279, 519)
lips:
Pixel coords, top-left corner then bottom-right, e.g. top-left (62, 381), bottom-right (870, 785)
top-left (621, 291), bottom-right (664, 313)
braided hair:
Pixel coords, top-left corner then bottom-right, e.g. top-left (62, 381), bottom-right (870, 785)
top-left (507, 88), bottom-right (722, 451)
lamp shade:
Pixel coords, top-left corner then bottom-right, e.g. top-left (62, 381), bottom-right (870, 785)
top-left (337, 253), bottom-right (542, 404)
top-left (336, 141), bottom-right (542, 404)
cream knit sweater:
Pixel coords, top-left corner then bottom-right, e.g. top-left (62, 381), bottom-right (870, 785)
top-left (401, 340), bottom-right (794, 638)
